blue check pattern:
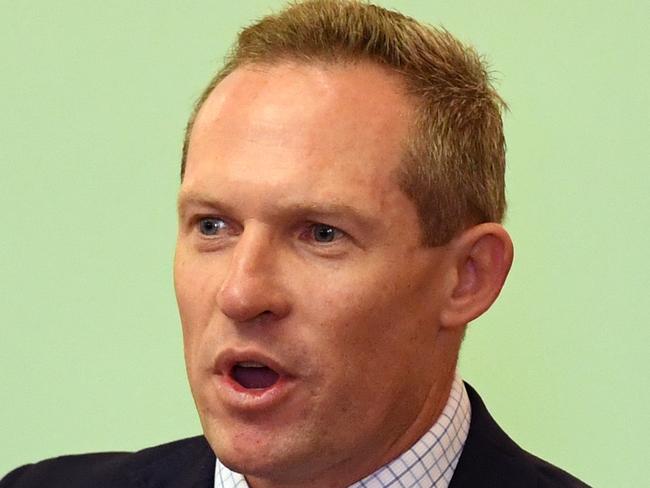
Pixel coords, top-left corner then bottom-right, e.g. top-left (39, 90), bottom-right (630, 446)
top-left (214, 374), bottom-right (471, 488)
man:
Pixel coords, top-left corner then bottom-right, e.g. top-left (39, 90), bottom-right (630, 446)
top-left (1, 1), bottom-right (589, 487)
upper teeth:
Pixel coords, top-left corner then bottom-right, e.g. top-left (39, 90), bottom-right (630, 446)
top-left (238, 361), bottom-right (266, 368)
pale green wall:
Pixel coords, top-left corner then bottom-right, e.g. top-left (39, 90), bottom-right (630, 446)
top-left (1, 1), bottom-right (647, 486)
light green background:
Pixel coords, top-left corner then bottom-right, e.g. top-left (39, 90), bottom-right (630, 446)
top-left (1, 1), bottom-right (648, 486)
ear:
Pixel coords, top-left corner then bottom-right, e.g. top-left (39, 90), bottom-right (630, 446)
top-left (439, 223), bottom-right (514, 329)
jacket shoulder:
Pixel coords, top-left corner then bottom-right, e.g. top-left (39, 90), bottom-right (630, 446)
top-left (530, 453), bottom-right (591, 487)
top-left (451, 383), bottom-right (591, 488)
top-left (0, 436), bottom-right (209, 488)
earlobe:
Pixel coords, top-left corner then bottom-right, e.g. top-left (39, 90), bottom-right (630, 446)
top-left (440, 223), bottom-right (514, 329)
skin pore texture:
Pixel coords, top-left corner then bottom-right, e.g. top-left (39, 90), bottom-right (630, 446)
top-left (174, 61), bottom-right (513, 488)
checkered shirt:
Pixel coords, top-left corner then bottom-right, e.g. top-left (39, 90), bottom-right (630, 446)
top-left (214, 374), bottom-right (471, 488)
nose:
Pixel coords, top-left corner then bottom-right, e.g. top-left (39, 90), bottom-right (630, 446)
top-left (216, 225), bottom-right (290, 323)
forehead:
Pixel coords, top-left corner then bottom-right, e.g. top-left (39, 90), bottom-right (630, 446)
top-left (183, 61), bottom-right (416, 212)
top-left (192, 61), bottom-right (413, 146)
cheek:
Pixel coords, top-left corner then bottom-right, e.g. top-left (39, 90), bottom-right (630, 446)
top-left (175, 248), bottom-right (217, 315)
top-left (297, 277), bottom-right (400, 372)
top-left (309, 271), bottom-right (409, 334)
top-left (299, 263), bottom-right (439, 378)
top-left (174, 253), bottom-right (220, 357)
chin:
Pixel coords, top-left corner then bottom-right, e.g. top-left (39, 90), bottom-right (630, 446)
top-left (212, 440), bottom-right (303, 482)
top-left (203, 417), bottom-right (323, 482)
top-left (203, 416), bottom-right (284, 471)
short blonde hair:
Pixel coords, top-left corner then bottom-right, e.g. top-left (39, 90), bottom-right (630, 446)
top-left (181, 0), bottom-right (507, 245)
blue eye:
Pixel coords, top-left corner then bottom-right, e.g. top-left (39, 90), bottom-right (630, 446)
top-left (198, 218), bottom-right (226, 236)
top-left (311, 223), bottom-right (341, 243)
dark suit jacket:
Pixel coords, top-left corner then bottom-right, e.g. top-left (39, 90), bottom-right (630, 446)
top-left (0, 384), bottom-right (590, 487)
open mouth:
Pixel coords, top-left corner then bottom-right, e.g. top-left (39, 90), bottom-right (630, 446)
top-left (230, 361), bottom-right (280, 389)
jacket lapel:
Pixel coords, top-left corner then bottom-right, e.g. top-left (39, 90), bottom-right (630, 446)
top-left (449, 383), bottom-right (537, 488)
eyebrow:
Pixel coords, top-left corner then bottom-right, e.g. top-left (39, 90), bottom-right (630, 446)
top-left (177, 190), bottom-right (377, 228)
top-left (177, 191), bottom-right (231, 216)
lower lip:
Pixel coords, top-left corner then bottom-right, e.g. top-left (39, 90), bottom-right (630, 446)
top-left (212, 372), bottom-right (295, 412)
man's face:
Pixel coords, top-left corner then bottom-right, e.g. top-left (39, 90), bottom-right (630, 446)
top-left (175, 62), bottom-right (454, 486)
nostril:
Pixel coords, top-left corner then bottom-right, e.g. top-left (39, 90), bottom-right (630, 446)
top-left (216, 279), bottom-right (285, 322)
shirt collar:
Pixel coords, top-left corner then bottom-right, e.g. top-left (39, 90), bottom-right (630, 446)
top-left (214, 374), bottom-right (470, 488)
